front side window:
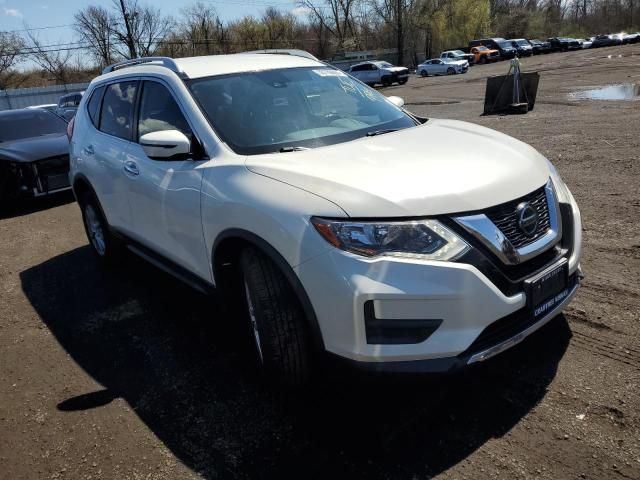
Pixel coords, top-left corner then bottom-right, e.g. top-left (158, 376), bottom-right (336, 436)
top-left (188, 67), bottom-right (416, 155)
top-left (99, 81), bottom-right (138, 140)
top-left (137, 81), bottom-right (192, 140)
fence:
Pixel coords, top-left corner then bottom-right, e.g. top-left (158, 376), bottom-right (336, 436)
top-left (0, 83), bottom-right (90, 111)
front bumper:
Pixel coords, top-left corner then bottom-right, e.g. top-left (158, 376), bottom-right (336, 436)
top-left (295, 196), bottom-right (582, 370)
top-left (3, 156), bottom-right (71, 198)
top-left (330, 273), bottom-right (580, 373)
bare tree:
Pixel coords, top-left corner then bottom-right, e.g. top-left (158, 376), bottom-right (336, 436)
top-left (228, 16), bottom-right (267, 50)
top-left (262, 7), bottom-right (298, 48)
top-left (300, 0), bottom-right (361, 51)
top-left (111, 0), bottom-right (172, 59)
top-left (74, 6), bottom-right (114, 68)
top-left (180, 2), bottom-right (226, 55)
top-left (0, 32), bottom-right (25, 88)
top-left (24, 30), bottom-right (73, 84)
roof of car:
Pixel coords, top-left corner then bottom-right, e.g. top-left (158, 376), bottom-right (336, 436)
top-left (101, 53), bottom-right (325, 81)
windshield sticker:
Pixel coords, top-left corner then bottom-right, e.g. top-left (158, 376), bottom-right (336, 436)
top-left (313, 69), bottom-right (347, 77)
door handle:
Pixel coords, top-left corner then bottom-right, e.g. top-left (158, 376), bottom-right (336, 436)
top-left (83, 145), bottom-right (95, 156)
top-left (124, 160), bottom-right (139, 176)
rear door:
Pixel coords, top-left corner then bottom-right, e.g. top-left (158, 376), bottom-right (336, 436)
top-left (123, 79), bottom-right (210, 281)
top-left (82, 80), bottom-right (139, 232)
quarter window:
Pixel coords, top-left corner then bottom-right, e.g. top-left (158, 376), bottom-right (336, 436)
top-left (87, 86), bottom-right (105, 127)
top-left (137, 81), bottom-right (191, 140)
top-left (99, 81), bottom-right (138, 140)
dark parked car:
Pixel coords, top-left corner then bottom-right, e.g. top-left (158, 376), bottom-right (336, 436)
top-left (548, 37), bottom-right (581, 51)
top-left (591, 34), bottom-right (623, 48)
top-left (508, 38), bottom-right (533, 56)
top-left (469, 38), bottom-right (517, 59)
top-left (528, 39), bottom-right (552, 54)
top-left (55, 91), bottom-right (84, 121)
top-left (0, 109), bottom-right (71, 205)
top-left (623, 33), bottom-right (640, 44)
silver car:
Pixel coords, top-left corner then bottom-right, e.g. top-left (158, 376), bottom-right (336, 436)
top-left (417, 58), bottom-right (468, 77)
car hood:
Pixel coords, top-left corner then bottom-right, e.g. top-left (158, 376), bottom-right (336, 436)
top-left (245, 119), bottom-right (551, 217)
top-left (384, 66), bottom-right (408, 73)
top-left (0, 134), bottom-right (68, 163)
top-left (444, 60), bottom-right (467, 66)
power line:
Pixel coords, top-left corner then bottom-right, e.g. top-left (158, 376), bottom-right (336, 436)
top-left (0, 24), bottom-right (74, 34)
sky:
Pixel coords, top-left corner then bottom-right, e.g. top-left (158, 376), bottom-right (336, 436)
top-left (0, 0), bottom-right (312, 67)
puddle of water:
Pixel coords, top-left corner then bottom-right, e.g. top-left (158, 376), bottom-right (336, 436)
top-left (569, 84), bottom-right (640, 101)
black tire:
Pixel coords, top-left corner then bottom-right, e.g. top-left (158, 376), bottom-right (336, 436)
top-left (381, 75), bottom-right (392, 87)
top-left (240, 247), bottom-right (311, 386)
top-left (79, 190), bottom-right (124, 264)
top-left (447, 67), bottom-right (455, 75)
top-left (480, 56), bottom-right (487, 64)
top-left (420, 70), bottom-right (428, 77)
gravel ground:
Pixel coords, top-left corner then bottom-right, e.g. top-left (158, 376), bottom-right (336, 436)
top-left (1, 44), bottom-right (639, 480)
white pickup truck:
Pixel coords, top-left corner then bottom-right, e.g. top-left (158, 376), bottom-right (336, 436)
top-left (348, 61), bottom-right (410, 87)
top-left (440, 50), bottom-right (475, 65)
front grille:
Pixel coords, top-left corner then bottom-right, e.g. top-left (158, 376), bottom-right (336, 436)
top-left (485, 186), bottom-right (551, 248)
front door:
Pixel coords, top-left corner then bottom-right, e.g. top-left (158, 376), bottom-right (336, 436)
top-left (123, 80), bottom-right (211, 282)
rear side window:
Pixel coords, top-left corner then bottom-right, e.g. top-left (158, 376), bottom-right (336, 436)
top-left (137, 81), bottom-right (192, 140)
top-left (87, 86), bottom-right (105, 127)
top-left (99, 81), bottom-right (138, 140)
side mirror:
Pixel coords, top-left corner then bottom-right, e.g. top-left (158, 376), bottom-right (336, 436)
top-left (140, 130), bottom-right (191, 160)
top-left (387, 96), bottom-right (405, 108)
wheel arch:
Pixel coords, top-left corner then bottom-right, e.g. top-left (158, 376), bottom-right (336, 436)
top-left (212, 228), bottom-right (325, 351)
top-left (72, 174), bottom-right (112, 230)
top-left (72, 173), bottom-right (93, 201)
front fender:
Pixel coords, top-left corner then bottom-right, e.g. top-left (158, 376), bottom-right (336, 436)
top-left (201, 164), bottom-right (346, 277)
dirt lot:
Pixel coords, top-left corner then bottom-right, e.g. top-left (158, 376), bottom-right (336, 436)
top-left (1, 45), bottom-right (639, 480)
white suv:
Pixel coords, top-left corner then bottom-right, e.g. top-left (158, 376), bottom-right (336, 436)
top-left (69, 53), bottom-right (582, 385)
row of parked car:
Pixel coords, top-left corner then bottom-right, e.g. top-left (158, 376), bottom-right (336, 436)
top-left (349, 31), bottom-right (640, 85)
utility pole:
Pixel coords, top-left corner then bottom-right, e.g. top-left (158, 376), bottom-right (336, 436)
top-left (397, 0), bottom-right (404, 65)
top-left (118, 0), bottom-right (137, 59)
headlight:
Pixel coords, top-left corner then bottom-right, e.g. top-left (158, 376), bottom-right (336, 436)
top-left (546, 159), bottom-right (572, 204)
top-left (311, 218), bottom-right (469, 261)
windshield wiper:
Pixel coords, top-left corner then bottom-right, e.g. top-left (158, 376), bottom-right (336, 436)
top-left (366, 128), bottom-right (399, 137)
top-left (279, 146), bottom-right (310, 153)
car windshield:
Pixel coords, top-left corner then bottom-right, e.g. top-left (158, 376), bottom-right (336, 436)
top-left (452, 50), bottom-right (465, 55)
top-left (0, 110), bottom-right (67, 143)
top-left (498, 41), bottom-right (511, 48)
top-left (188, 67), bottom-right (417, 155)
top-left (376, 61), bottom-right (393, 68)
top-left (517, 40), bottom-right (529, 46)
top-left (476, 46), bottom-right (488, 51)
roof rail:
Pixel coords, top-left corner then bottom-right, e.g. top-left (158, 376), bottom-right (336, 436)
top-left (102, 57), bottom-right (187, 78)
top-left (242, 49), bottom-right (319, 62)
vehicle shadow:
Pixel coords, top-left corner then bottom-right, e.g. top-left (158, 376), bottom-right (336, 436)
top-left (0, 190), bottom-right (75, 220)
top-left (20, 246), bottom-right (571, 479)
